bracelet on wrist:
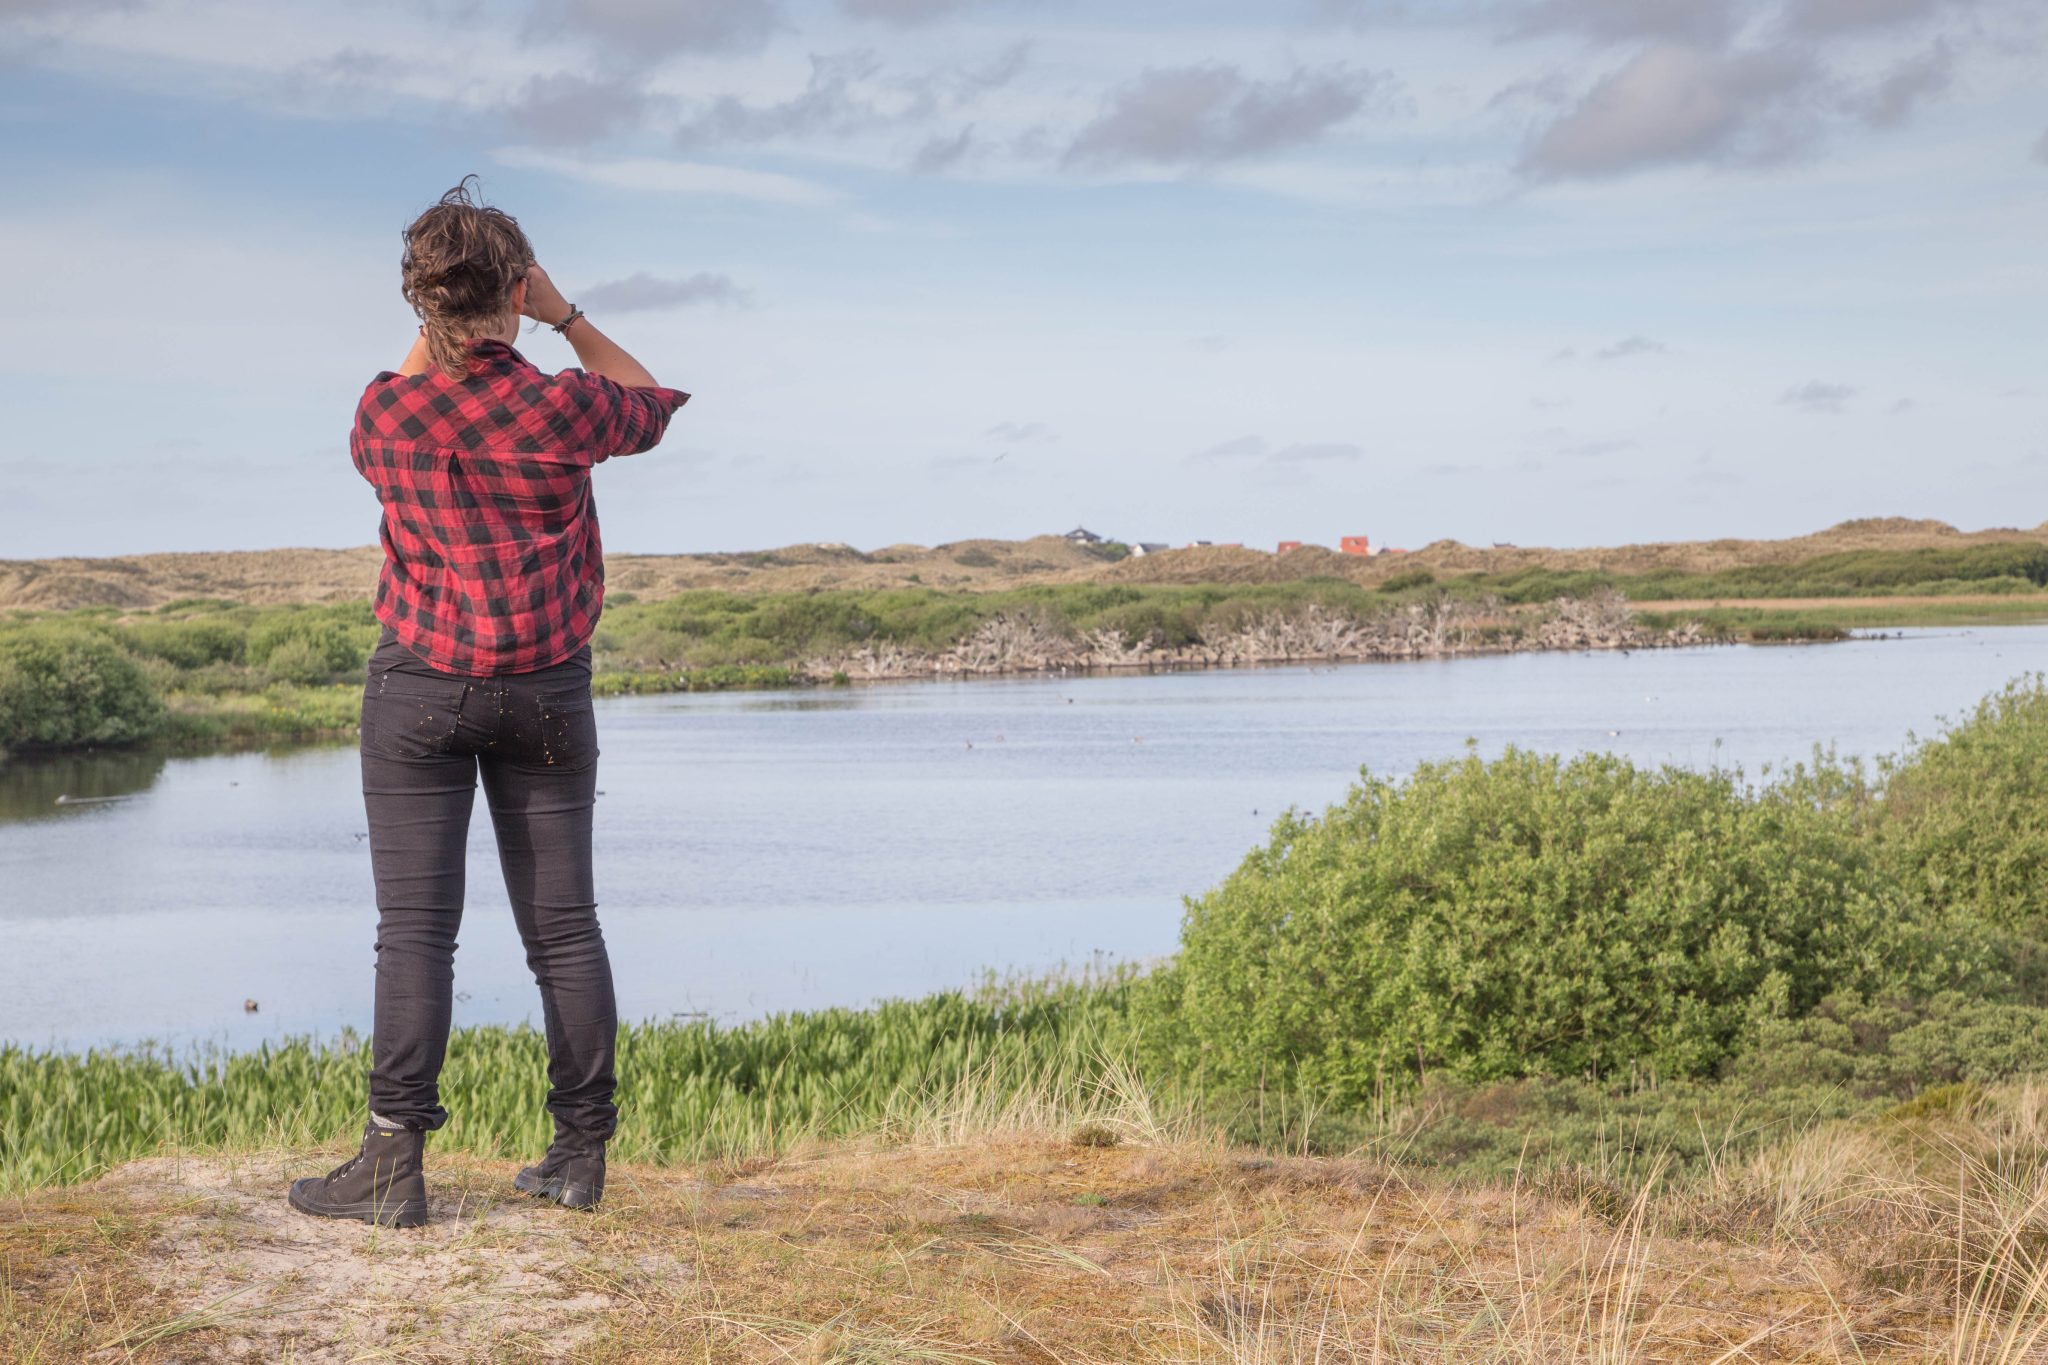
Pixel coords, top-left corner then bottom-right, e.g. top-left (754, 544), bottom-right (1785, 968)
top-left (551, 306), bottom-right (585, 335)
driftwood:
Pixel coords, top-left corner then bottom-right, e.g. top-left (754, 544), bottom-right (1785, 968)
top-left (798, 593), bottom-right (1716, 682)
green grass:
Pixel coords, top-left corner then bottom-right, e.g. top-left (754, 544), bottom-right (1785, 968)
top-left (15, 974), bottom-right (2048, 1198)
top-left (0, 974), bottom-right (1144, 1193)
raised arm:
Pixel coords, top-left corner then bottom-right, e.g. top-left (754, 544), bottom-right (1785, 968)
top-left (395, 328), bottom-right (433, 377)
top-left (520, 264), bottom-right (662, 390)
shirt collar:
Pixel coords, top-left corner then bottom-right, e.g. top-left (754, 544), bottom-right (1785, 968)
top-left (464, 336), bottom-right (530, 371)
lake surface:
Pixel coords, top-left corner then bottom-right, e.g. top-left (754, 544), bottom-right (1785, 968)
top-left (5, 626), bottom-right (2047, 1055)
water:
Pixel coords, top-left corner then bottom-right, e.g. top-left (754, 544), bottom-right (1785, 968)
top-left (4, 627), bottom-right (2045, 1055)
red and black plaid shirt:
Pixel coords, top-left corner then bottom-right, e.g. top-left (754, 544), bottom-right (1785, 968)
top-left (351, 337), bottom-right (689, 676)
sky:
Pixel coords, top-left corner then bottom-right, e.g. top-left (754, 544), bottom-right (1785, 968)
top-left (0, 0), bottom-right (2043, 559)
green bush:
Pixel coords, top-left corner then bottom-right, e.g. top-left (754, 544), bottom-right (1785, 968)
top-left (261, 637), bottom-right (340, 686)
top-left (246, 610), bottom-right (370, 683)
top-left (1876, 677), bottom-right (2048, 940)
top-left (0, 625), bottom-right (164, 750)
top-left (1148, 747), bottom-right (1938, 1101)
top-left (126, 617), bottom-right (248, 669)
top-left (1378, 569), bottom-right (1437, 594)
top-left (1716, 992), bottom-right (2048, 1104)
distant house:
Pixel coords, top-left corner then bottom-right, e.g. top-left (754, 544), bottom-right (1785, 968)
top-left (1130, 542), bottom-right (1172, 557)
top-left (1339, 535), bottom-right (1371, 556)
top-left (1063, 527), bottom-right (1104, 544)
top-left (1277, 540), bottom-right (1303, 554)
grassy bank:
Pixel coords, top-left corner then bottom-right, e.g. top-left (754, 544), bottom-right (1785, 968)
top-left (0, 976), bottom-right (1138, 1193)
top-left (11, 978), bottom-right (2047, 1200)
top-left (11, 545), bottom-right (2048, 756)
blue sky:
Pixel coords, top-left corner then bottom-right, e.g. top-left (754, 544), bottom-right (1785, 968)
top-left (1, 0), bottom-right (2043, 557)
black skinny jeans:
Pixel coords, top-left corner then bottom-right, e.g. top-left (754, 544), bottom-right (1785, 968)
top-left (360, 627), bottom-right (616, 1141)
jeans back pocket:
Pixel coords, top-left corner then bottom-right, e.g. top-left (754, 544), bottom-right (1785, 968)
top-left (363, 674), bottom-right (469, 757)
top-left (528, 684), bottom-right (597, 768)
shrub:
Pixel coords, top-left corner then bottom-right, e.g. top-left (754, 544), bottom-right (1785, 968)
top-left (1378, 569), bottom-right (1437, 594)
top-left (1875, 677), bottom-right (2048, 940)
top-left (125, 617), bottom-right (248, 669)
top-left (1150, 747), bottom-right (1932, 1102)
top-left (1725, 993), bottom-right (2048, 1097)
top-left (0, 625), bottom-right (164, 750)
top-left (246, 610), bottom-right (369, 684)
top-left (261, 638), bottom-right (340, 686)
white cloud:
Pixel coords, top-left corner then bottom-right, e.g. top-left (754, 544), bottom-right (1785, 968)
top-left (985, 420), bottom-right (1054, 442)
top-left (1781, 0), bottom-right (1967, 35)
top-left (525, 0), bottom-right (780, 61)
top-left (498, 70), bottom-right (662, 146)
top-left (580, 271), bottom-right (752, 311)
top-left (489, 146), bottom-right (837, 204)
top-left (1594, 334), bottom-right (1667, 359)
top-left (1065, 63), bottom-right (1401, 169)
top-left (1779, 379), bottom-right (1858, 412)
top-left (1185, 436), bottom-right (1362, 465)
top-left (910, 124), bottom-right (975, 172)
top-left (672, 49), bottom-right (892, 149)
top-left (1503, 0), bottom-right (1741, 44)
top-left (1851, 39), bottom-right (1954, 128)
top-left (840, 0), bottom-right (983, 24)
top-left (1188, 435), bottom-right (1269, 462)
top-left (1270, 441), bottom-right (1364, 463)
top-left (1521, 43), bottom-right (1823, 179)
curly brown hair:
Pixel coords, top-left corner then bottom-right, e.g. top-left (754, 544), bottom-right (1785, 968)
top-left (400, 177), bottom-right (535, 381)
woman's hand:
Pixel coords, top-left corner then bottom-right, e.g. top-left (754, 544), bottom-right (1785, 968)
top-left (519, 264), bottom-right (573, 328)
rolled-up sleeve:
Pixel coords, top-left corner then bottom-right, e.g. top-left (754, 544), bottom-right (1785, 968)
top-left (552, 369), bottom-right (691, 463)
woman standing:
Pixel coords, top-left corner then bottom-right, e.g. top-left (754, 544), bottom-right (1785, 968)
top-left (289, 181), bottom-right (688, 1227)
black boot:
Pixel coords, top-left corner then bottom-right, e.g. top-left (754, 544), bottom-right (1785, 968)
top-left (288, 1118), bottom-right (429, 1228)
top-left (514, 1124), bottom-right (606, 1210)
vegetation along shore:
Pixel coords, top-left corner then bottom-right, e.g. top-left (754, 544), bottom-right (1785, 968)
top-left (8, 517), bottom-right (2048, 757)
top-left (10, 679), bottom-right (2048, 1357)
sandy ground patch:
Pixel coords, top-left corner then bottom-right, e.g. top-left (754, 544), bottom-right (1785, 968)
top-left (84, 1151), bottom-right (622, 1363)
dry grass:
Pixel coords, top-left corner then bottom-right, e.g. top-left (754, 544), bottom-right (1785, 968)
top-left (0, 538), bottom-right (1119, 612)
top-left (9, 518), bottom-right (2048, 612)
top-left (18, 1079), bottom-right (2048, 1361)
top-left (1105, 517), bottom-right (2048, 587)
